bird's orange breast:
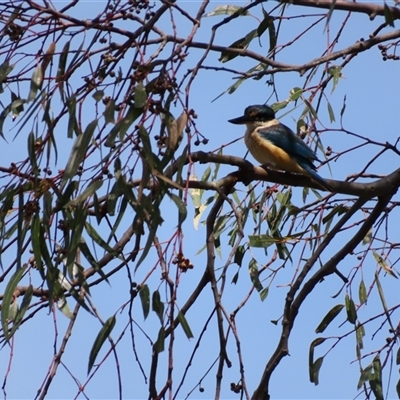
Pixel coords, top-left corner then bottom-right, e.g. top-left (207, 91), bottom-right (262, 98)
top-left (245, 129), bottom-right (303, 173)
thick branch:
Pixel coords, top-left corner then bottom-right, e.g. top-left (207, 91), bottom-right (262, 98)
top-left (252, 187), bottom-right (398, 399)
top-left (280, 0), bottom-right (400, 20)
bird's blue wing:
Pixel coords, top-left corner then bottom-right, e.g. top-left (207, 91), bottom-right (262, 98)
top-left (257, 123), bottom-right (333, 192)
top-left (257, 124), bottom-right (318, 163)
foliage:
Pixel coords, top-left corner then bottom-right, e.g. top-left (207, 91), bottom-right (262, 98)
top-left (1, 1), bottom-right (400, 399)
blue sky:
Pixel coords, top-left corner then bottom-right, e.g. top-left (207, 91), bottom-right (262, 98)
top-left (1, 1), bottom-right (400, 399)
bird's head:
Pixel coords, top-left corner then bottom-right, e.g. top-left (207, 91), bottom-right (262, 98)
top-left (228, 105), bottom-right (276, 126)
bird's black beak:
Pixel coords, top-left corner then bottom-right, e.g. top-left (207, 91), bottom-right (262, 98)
top-left (228, 115), bottom-right (248, 124)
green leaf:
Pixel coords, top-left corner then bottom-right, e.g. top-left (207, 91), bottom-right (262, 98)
top-left (322, 204), bottom-right (347, 224)
top-left (373, 250), bottom-right (397, 278)
top-left (344, 294), bottom-right (357, 324)
top-left (87, 315), bottom-right (116, 374)
top-left (135, 81), bottom-right (147, 108)
top-left (267, 14), bottom-right (277, 53)
top-left (134, 223), bottom-right (157, 272)
top-left (57, 296), bottom-right (73, 319)
top-left (167, 192), bottom-right (187, 226)
top-left (327, 100), bottom-right (335, 123)
top-left (259, 287), bottom-right (269, 302)
top-left (139, 284), bottom-right (150, 320)
top-left (10, 93), bottom-right (25, 119)
top-left (155, 327), bottom-right (165, 353)
top-left (234, 245), bottom-right (245, 267)
top-left (9, 284), bottom-right (33, 334)
top-left (61, 119), bottom-right (97, 189)
top-left (257, 10), bottom-right (273, 38)
top-left (65, 180), bottom-right (103, 207)
top-left (359, 279), bottom-right (367, 305)
top-left (325, 0), bottom-right (337, 30)
top-left (0, 103), bottom-right (11, 138)
top-left (397, 348), bottom-right (400, 365)
top-left (375, 272), bottom-right (395, 332)
top-left (308, 338), bottom-right (326, 383)
top-left (248, 234), bottom-right (277, 248)
top-left (56, 41), bottom-right (70, 84)
top-left (289, 87), bottom-right (303, 101)
top-left (28, 66), bottom-right (43, 101)
top-left (31, 215), bottom-right (44, 277)
top-left (92, 90), bottom-right (104, 102)
top-left (231, 271), bottom-right (239, 284)
top-left (41, 42), bottom-right (56, 75)
top-left (362, 228), bottom-right (372, 245)
top-left (138, 125), bottom-right (158, 168)
top-left (66, 95), bottom-right (77, 138)
top-left (370, 355), bottom-right (383, 400)
top-left (383, 2), bottom-right (395, 27)
top-left (177, 310), bottom-right (194, 339)
top-left (78, 239), bottom-right (109, 284)
top-left (315, 304), bottom-right (344, 333)
top-left (152, 290), bottom-right (164, 322)
top-left (248, 258), bottom-right (262, 292)
top-left (203, 5), bottom-right (250, 17)
top-left (103, 99), bottom-right (115, 124)
top-left (165, 111), bottom-right (186, 151)
top-left (219, 29), bottom-right (258, 63)
top-left (327, 65), bottom-right (343, 93)
top-left (0, 60), bottom-right (15, 93)
top-left (340, 95), bottom-right (346, 121)
top-left (271, 101), bottom-right (289, 112)
top-left (310, 357), bottom-right (323, 386)
top-left (357, 363), bottom-right (373, 389)
top-left (189, 174), bottom-right (201, 208)
top-left (356, 323), bottom-right (365, 349)
top-left (85, 222), bottom-right (120, 256)
top-left (1, 266), bottom-right (26, 341)
top-left (105, 105), bottom-right (143, 147)
top-left (27, 131), bottom-right (38, 175)
top-left (65, 205), bottom-right (87, 275)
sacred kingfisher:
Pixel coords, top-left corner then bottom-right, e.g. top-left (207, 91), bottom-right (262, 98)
top-left (228, 104), bottom-right (334, 192)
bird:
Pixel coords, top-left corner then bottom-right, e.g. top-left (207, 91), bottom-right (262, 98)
top-left (228, 104), bottom-right (334, 192)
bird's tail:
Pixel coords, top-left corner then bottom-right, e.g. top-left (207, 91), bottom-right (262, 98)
top-left (302, 165), bottom-right (335, 193)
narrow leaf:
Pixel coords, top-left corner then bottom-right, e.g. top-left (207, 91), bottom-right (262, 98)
top-left (41, 42), bottom-right (56, 75)
top-left (177, 310), bottom-right (194, 339)
top-left (315, 304), bottom-right (344, 333)
top-left (155, 327), bottom-right (165, 353)
top-left (134, 82), bottom-right (147, 108)
top-left (56, 41), bottom-right (70, 82)
top-left (384, 2), bottom-right (395, 27)
top-left (152, 290), bottom-right (164, 322)
top-left (344, 294), bottom-right (357, 324)
top-left (234, 245), bottom-right (245, 267)
top-left (167, 192), bottom-right (187, 225)
top-left (87, 315), bottom-right (116, 374)
top-left (327, 100), bottom-right (335, 123)
top-left (309, 338), bottom-right (326, 383)
top-left (1, 266), bottom-right (26, 341)
top-left (103, 99), bottom-right (115, 124)
top-left (65, 180), bottom-right (103, 206)
top-left (311, 357), bottom-right (323, 386)
top-left (203, 5), bottom-right (250, 17)
top-left (249, 258), bottom-right (263, 292)
top-left (8, 285), bottom-right (34, 337)
top-left (259, 287), bottom-right (269, 302)
top-left (62, 119), bottom-right (97, 189)
top-left (28, 66), bottom-right (43, 101)
top-left (139, 284), bottom-right (150, 320)
top-left (359, 279), bottom-right (367, 305)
